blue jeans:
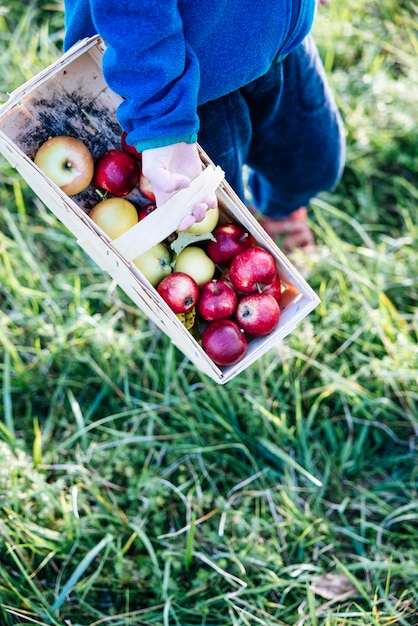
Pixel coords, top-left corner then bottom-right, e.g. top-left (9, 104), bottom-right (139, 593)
top-left (197, 35), bottom-right (345, 218)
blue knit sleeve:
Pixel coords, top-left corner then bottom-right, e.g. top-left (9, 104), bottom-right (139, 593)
top-left (88, 0), bottom-right (201, 150)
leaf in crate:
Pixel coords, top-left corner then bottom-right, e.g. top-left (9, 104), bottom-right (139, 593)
top-left (176, 307), bottom-right (196, 330)
top-left (170, 231), bottom-right (215, 258)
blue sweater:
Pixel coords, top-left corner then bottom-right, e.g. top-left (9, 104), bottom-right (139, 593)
top-left (64, 0), bottom-right (316, 151)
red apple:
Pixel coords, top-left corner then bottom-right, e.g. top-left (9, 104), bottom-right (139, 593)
top-left (236, 293), bottom-right (280, 336)
top-left (206, 223), bottom-right (251, 265)
top-left (139, 171), bottom-right (156, 202)
top-left (89, 197), bottom-right (138, 239)
top-left (94, 149), bottom-right (139, 196)
top-left (260, 274), bottom-right (282, 303)
top-left (121, 131), bottom-right (142, 161)
top-left (138, 202), bottom-right (156, 221)
top-left (157, 272), bottom-right (199, 314)
top-left (229, 246), bottom-right (277, 293)
top-left (197, 279), bottom-right (237, 321)
top-left (202, 320), bottom-right (248, 366)
top-left (34, 136), bottom-right (94, 195)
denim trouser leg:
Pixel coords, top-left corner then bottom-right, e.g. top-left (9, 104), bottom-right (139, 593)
top-left (197, 35), bottom-right (345, 218)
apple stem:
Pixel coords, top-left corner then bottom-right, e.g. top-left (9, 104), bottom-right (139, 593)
top-left (212, 280), bottom-right (220, 295)
top-left (256, 282), bottom-right (263, 293)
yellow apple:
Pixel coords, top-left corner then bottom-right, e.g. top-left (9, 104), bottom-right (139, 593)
top-left (133, 243), bottom-right (172, 286)
top-left (174, 246), bottom-right (216, 286)
top-left (180, 205), bottom-right (219, 236)
top-left (89, 197), bottom-right (139, 239)
top-left (34, 136), bottom-right (94, 195)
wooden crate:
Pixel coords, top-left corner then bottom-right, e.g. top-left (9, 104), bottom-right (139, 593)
top-left (0, 36), bottom-right (320, 384)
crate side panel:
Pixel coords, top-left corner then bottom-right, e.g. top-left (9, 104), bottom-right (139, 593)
top-left (0, 47), bottom-right (120, 159)
top-left (21, 79), bottom-right (120, 157)
top-left (0, 106), bottom-right (45, 159)
top-left (51, 49), bottom-right (107, 99)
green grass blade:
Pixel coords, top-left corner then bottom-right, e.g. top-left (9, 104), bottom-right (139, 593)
top-left (258, 438), bottom-right (323, 487)
top-left (2, 350), bottom-right (14, 437)
top-left (52, 534), bottom-right (113, 611)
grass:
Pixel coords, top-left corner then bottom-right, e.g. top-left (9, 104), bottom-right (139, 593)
top-left (0, 0), bottom-right (417, 624)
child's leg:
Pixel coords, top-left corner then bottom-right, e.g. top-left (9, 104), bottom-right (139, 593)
top-left (245, 34), bottom-right (345, 218)
top-left (197, 35), bottom-right (345, 250)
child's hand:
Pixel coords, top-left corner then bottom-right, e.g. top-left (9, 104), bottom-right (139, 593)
top-left (142, 142), bottom-right (217, 230)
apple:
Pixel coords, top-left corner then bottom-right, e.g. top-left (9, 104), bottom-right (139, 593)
top-left (197, 279), bottom-right (237, 321)
top-left (139, 171), bottom-right (156, 202)
top-left (202, 319), bottom-right (248, 366)
top-left (89, 197), bottom-right (138, 239)
top-left (206, 223), bottom-right (251, 265)
top-left (279, 282), bottom-right (301, 309)
top-left (94, 149), bottom-right (139, 196)
top-left (133, 243), bottom-right (172, 286)
top-left (229, 246), bottom-right (277, 293)
top-left (260, 274), bottom-right (282, 303)
top-left (138, 202), bottom-right (156, 221)
top-left (174, 246), bottom-right (216, 286)
top-left (157, 272), bottom-right (199, 314)
top-left (121, 131), bottom-right (142, 161)
top-left (181, 205), bottom-right (219, 236)
top-left (34, 135), bottom-right (94, 195)
top-left (236, 293), bottom-right (280, 336)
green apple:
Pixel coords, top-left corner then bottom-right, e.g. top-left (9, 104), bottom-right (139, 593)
top-left (89, 197), bottom-right (138, 239)
top-left (174, 246), bottom-right (216, 286)
top-left (180, 205), bottom-right (219, 236)
top-left (133, 243), bottom-right (172, 286)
